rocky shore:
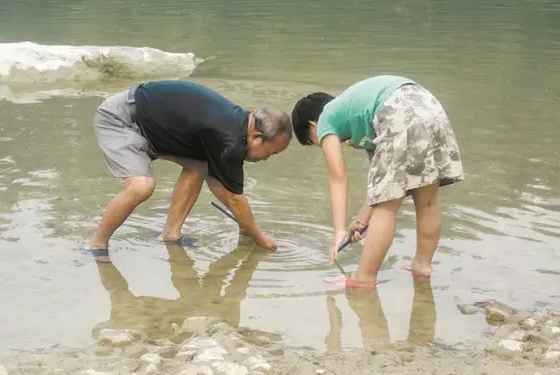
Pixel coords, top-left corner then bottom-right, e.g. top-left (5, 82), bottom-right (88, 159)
top-left (1, 300), bottom-right (559, 375)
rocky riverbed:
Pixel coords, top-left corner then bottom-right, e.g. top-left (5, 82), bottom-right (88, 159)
top-left (1, 300), bottom-right (559, 375)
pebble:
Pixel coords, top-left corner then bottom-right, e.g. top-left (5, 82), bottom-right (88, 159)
top-left (194, 346), bottom-right (227, 362)
top-left (0, 365), bottom-right (7, 375)
top-left (179, 364), bottom-right (214, 375)
top-left (316, 370), bottom-right (326, 374)
top-left (457, 304), bottom-right (483, 315)
top-left (176, 349), bottom-right (197, 362)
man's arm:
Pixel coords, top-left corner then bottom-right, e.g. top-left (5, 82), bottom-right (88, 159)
top-left (205, 176), bottom-right (262, 238)
top-left (322, 134), bottom-right (348, 232)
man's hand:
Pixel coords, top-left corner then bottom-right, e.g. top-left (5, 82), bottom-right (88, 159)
top-left (329, 229), bottom-right (347, 264)
top-left (255, 232), bottom-right (278, 250)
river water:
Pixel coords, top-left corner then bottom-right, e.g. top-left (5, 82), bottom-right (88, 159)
top-left (0, 0), bottom-right (559, 358)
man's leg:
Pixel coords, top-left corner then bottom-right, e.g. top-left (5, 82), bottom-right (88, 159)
top-left (90, 177), bottom-right (155, 252)
top-left (410, 183), bottom-right (441, 277)
top-left (88, 87), bottom-right (155, 262)
top-left (162, 158), bottom-right (207, 242)
top-left (353, 197), bottom-right (405, 285)
top-left (205, 176), bottom-right (247, 235)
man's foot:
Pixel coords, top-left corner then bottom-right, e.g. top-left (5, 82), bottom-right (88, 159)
top-left (81, 243), bottom-right (111, 263)
top-left (162, 235), bottom-right (198, 247)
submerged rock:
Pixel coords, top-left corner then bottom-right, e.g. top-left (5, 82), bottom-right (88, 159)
top-left (457, 304), bottom-right (484, 315)
top-left (541, 326), bottom-right (560, 340)
top-left (485, 307), bottom-right (510, 325)
top-left (509, 330), bottom-right (529, 342)
top-left (182, 317), bottom-right (221, 336)
top-left (244, 355), bottom-right (272, 372)
top-left (179, 364), bottom-right (214, 375)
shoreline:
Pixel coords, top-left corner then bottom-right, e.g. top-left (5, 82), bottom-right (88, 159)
top-left (1, 300), bottom-right (559, 375)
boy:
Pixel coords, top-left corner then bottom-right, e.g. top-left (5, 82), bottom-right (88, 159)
top-left (291, 75), bottom-right (464, 288)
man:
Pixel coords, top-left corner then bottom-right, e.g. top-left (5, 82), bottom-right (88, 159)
top-left (84, 80), bottom-right (292, 262)
top-left (291, 75), bottom-right (464, 289)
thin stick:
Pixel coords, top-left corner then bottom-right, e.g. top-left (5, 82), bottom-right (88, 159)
top-left (211, 201), bottom-right (237, 222)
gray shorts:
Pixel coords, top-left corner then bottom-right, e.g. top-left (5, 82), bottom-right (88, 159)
top-left (93, 86), bottom-right (157, 178)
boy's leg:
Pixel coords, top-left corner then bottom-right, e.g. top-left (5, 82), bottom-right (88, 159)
top-left (410, 182), bottom-right (441, 277)
top-left (353, 197), bottom-right (405, 284)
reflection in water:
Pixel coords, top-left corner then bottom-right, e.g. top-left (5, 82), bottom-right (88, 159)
top-left (91, 238), bottom-right (280, 344)
top-left (325, 276), bottom-right (436, 352)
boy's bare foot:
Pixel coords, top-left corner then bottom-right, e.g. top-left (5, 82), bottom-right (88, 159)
top-left (409, 259), bottom-right (433, 277)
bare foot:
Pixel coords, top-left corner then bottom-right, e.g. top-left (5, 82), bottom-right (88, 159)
top-left (409, 259), bottom-right (433, 277)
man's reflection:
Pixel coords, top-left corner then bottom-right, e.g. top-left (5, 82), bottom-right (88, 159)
top-left (91, 239), bottom-right (279, 344)
top-left (324, 276), bottom-right (436, 352)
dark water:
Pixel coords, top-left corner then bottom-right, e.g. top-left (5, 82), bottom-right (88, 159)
top-left (1, 0), bottom-right (560, 355)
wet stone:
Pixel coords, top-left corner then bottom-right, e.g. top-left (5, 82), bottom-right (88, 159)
top-left (243, 355), bottom-right (271, 372)
top-left (179, 364), bottom-right (214, 375)
top-left (457, 304), bottom-right (484, 315)
top-left (80, 370), bottom-right (114, 375)
top-left (145, 364), bottom-right (158, 374)
top-left (96, 328), bottom-right (145, 347)
top-left (527, 331), bottom-right (552, 345)
top-left (175, 349), bottom-right (197, 362)
top-left (485, 308), bottom-right (509, 325)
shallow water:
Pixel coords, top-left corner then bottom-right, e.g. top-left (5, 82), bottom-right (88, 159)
top-left (1, 0), bottom-right (560, 359)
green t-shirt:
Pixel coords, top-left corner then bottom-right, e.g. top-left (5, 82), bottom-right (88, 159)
top-left (317, 75), bottom-right (416, 150)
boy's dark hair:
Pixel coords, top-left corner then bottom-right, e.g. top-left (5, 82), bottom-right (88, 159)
top-left (291, 92), bottom-right (334, 145)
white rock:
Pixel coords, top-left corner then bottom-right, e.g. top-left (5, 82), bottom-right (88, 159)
top-left (80, 370), bottom-right (113, 375)
top-left (176, 350), bottom-right (197, 361)
top-left (145, 364), bottom-right (158, 374)
top-left (194, 346), bottom-right (227, 363)
top-left (521, 318), bottom-right (539, 330)
top-left (244, 355), bottom-right (271, 372)
top-left (179, 364), bottom-right (214, 375)
top-left (140, 353), bottom-right (163, 367)
top-left (237, 348), bottom-right (250, 355)
top-left (182, 336), bottom-right (221, 352)
top-left (316, 370), bottom-right (326, 375)
top-left (509, 330), bottom-right (528, 341)
top-left (0, 366), bottom-right (8, 375)
top-left (543, 326), bottom-right (560, 339)
top-left (544, 351), bottom-right (560, 361)
top-left (212, 361), bottom-right (248, 375)
top-left (498, 339), bottom-right (526, 353)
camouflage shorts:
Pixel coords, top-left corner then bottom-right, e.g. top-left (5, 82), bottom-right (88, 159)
top-left (367, 83), bottom-right (465, 205)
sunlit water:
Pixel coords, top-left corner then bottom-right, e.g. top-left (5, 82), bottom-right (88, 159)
top-left (1, 0), bottom-right (560, 357)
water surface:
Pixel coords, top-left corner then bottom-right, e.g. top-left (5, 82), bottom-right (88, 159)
top-left (1, 0), bottom-right (560, 356)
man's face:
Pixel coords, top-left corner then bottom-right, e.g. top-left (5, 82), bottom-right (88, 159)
top-left (245, 133), bottom-right (290, 162)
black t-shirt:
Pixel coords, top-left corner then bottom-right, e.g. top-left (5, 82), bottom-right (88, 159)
top-left (134, 80), bottom-right (249, 194)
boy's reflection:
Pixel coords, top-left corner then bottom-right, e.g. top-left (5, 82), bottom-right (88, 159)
top-left (325, 276), bottom-right (436, 352)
